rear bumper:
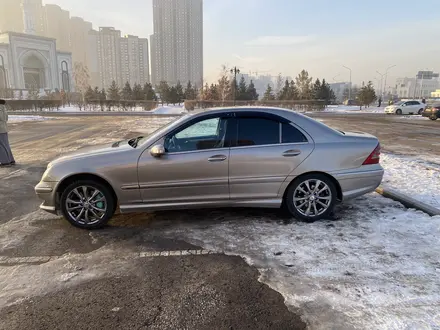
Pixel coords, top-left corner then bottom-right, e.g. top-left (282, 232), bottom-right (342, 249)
top-left (35, 181), bottom-right (58, 214)
top-left (333, 167), bottom-right (384, 201)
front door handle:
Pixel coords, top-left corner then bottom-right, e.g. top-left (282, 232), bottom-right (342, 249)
top-left (208, 155), bottom-right (227, 162)
top-left (282, 150), bottom-right (301, 157)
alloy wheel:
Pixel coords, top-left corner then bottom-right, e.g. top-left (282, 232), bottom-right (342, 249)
top-left (293, 179), bottom-right (332, 217)
top-left (65, 186), bottom-right (107, 225)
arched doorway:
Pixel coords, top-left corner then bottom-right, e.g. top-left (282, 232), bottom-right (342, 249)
top-left (23, 54), bottom-right (46, 89)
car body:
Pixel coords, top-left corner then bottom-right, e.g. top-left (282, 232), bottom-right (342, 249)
top-left (35, 107), bottom-right (384, 229)
top-left (384, 100), bottom-right (426, 115)
top-left (421, 103), bottom-right (440, 120)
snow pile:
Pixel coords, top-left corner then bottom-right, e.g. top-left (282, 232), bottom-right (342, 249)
top-left (8, 115), bottom-right (53, 123)
top-left (159, 195), bottom-right (440, 329)
top-left (149, 105), bottom-right (187, 115)
top-left (56, 106), bottom-right (81, 112)
top-left (381, 153), bottom-right (440, 208)
top-left (324, 105), bottom-right (384, 113)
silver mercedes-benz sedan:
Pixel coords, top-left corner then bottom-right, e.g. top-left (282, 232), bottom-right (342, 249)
top-left (35, 107), bottom-right (384, 229)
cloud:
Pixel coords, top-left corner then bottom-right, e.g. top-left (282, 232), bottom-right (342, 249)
top-left (245, 35), bottom-right (315, 47)
top-left (233, 54), bottom-right (265, 64)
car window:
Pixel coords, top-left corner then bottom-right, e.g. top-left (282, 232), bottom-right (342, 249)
top-left (175, 117), bottom-right (219, 139)
top-left (165, 117), bottom-right (227, 153)
top-left (282, 123), bottom-right (308, 143)
top-left (237, 117), bottom-right (279, 146)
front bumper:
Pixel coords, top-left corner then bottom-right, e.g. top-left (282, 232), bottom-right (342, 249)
top-left (384, 107), bottom-right (396, 114)
top-left (35, 181), bottom-right (59, 214)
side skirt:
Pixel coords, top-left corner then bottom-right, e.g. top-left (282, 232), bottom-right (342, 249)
top-left (119, 199), bottom-right (282, 213)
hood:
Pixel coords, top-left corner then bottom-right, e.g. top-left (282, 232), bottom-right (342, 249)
top-left (50, 139), bottom-right (134, 165)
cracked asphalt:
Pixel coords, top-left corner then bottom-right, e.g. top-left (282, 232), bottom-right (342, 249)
top-left (1, 113), bottom-right (439, 329)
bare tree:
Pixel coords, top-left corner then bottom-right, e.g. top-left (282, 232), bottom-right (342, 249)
top-left (217, 64), bottom-right (231, 104)
top-left (73, 62), bottom-right (90, 105)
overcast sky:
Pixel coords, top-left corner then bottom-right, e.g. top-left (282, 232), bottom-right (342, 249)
top-left (44, 0), bottom-right (440, 86)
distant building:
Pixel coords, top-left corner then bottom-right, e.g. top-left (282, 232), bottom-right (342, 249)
top-left (150, 0), bottom-right (203, 86)
top-left (42, 4), bottom-right (70, 52)
top-left (431, 89), bottom-right (440, 98)
top-left (396, 71), bottom-right (440, 99)
top-left (0, 31), bottom-right (72, 91)
top-left (69, 17), bottom-right (93, 67)
top-left (88, 27), bottom-right (150, 90)
top-left (329, 82), bottom-right (350, 102)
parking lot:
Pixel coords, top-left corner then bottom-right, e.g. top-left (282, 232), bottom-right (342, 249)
top-left (1, 113), bottom-right (440, 329)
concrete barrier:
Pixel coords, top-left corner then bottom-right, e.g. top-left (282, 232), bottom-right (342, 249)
top-left (376, 186), bottom-right (440, 217)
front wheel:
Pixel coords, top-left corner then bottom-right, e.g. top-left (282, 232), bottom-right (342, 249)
top-left (285, 174), bottom-right (337, 222)
top-left (430, 116), bottom-right (438, 121)
top-left (396, 109), bottom-right (402, 115)
top-left (60, 180), bottom-right (116, 229)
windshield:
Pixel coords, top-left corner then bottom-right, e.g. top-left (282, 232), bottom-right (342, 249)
top-left (136, 114), bottom-right (192, 147)
top-left (394, 101), bottom-right (405, 106)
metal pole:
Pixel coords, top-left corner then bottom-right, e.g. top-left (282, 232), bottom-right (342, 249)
top-left (384, 65), bottom-right (396, 100)
top-left (342, 66), bottom-right (352, 99)
top-left (376, 71), bottom-right (385, 99)
top-left (413, 75), bottom-right (417, 99)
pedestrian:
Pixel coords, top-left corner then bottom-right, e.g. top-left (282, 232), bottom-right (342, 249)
top-left (378, 97), bottom-right (382, 107)
top-left (422, 98), bottom-right (426, 104)
top-left (0, 99), bottom-right (15, 167)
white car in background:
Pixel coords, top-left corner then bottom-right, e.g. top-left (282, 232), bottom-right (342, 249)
top-left (385, 100), bottom-right (426, 115)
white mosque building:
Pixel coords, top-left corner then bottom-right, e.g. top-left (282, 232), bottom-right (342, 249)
top-left (0, 1), bottom-right (73, 92)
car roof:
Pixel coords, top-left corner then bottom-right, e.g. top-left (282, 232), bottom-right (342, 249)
top-left (192, 106), bottom-right (343, 142)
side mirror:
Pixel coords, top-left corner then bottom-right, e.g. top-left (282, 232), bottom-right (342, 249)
top-left (150, 144), bottom-right (165, 158)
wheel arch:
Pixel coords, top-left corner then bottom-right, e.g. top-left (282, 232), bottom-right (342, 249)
top-left (55, 173), bottom-right (118, 208)
top-left (282, 171), bottom-right (343, 203)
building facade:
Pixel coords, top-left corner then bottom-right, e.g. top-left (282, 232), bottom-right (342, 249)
top-left (0, 32), bottom-right (72, 91)
top-left (88, 28), bottom-right (150, 90)
top-left (0, 0), bottom-right (93, 68)
top-left (43, 4), bottom-right (71, 52)
top-left (151, 0), bottom-right (203, 86)
top-left (396, 72), bottom-right (440, 99)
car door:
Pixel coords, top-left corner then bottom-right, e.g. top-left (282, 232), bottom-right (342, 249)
top-left (137, 113), bottom-right (232, 204)
top-left (228, 112), bottom-right (314, 200)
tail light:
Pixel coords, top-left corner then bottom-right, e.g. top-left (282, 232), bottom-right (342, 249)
top-left (362, 143), bottom-right (381, 165)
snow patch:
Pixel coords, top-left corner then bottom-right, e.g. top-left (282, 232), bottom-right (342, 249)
top-left (381, 153), bottom-right (440, 208)
top-left (159, 194), bottom-right (440, 329)
top-left (9, 115), bottom-right (53, 123)
top-left (149, 105), bottom-right (188, 115)
top-left (323, 105), bottom-right (384, 113)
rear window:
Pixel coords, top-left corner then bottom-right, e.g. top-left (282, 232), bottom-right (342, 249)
top-left (282, 123), bottom-right (308, 143)
top-left (237, 117), bottom-right (279, 146)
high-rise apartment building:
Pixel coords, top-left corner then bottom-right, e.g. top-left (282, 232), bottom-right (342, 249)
top-left (151, 0), bottom-right (203, 87)
top-left (88, 27), bottom-right (150, 90)
top-left (43, 4), bottom-right (70, 52)
top-left (69, 17), bottom-right (93, 66)
top-left (0, 0), bottom-right (44, 35)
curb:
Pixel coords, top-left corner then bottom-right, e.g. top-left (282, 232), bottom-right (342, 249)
top-left (375, 187), bottom-right (440, 217)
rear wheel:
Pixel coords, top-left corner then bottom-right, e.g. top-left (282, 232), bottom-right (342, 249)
top-left (60, 180), bottom-right (116, 229)
top-left (285, 174), bottom-right (337, 222)
top-left (396, 109), bottom-right (402, 115)
top-left (418, 108), bottom-right (424, 115)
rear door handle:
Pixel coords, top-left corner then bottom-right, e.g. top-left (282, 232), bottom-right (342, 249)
top-left (282, 150), bottom-right (301, 157)
top-left (208, 155), bottom-right (227, 162)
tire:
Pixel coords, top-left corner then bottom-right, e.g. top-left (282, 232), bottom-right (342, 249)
top-left (60, 180), bottom-right (116, 229)
top-left (430, 116), bottom-right (438, 121)
top-left (285, 174), bottom-right (337, 223)
top-left (395, 109), bottom-right (402, 115)
top-left (418, 108), bottom-right (424, 115)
